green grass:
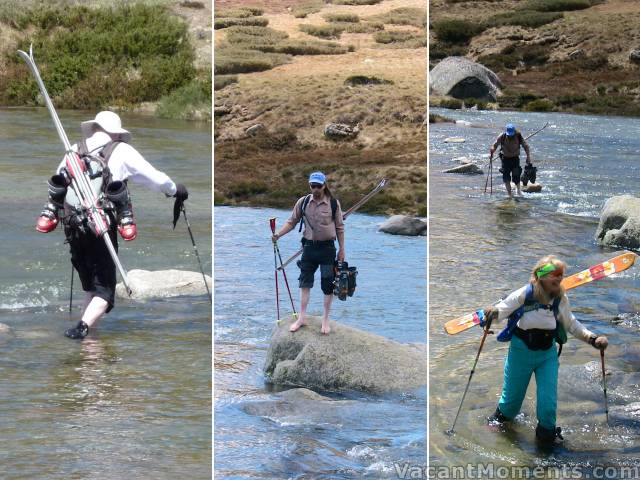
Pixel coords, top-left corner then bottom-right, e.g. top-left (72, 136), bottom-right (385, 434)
top-left (1, 3), bottom-right (195, 109)
top-left (485, 10), bottom-right (563, 28)
top-left (338, 21), bottom-right (384, 33)
top-left (523, 98), bottom-right (555, 111)
top-left (216, 7), bottom-right (263, 18)
top-left (324, 13), bottom-right (360, 23)
top-left (257, 40), bottom-right (351, 55)
top-left (432, 19), bottom-right (484, 43)
top-left (225, 26), bottom-right (289, 47)
top-left (299, 23), bottom-right (344, 39)
top-left (373, 30), bottom-right (427, 48)
top-left (157, 74), bottom-right (212, 121)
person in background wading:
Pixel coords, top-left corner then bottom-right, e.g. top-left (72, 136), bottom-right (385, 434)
top-left (482, 255), bottom-right (609, 445)
top-left (272, 172), bottom-right (345, 334)
top-left (489, 123), bottom-right (532, 198)
top-left (36, 111), bottom-right (189, 339)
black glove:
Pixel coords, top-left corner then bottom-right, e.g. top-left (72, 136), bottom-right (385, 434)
top-left (172, 183), bottom-right (189, 229)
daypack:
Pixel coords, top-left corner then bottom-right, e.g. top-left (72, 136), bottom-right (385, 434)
top-left (498, 131), bottom-right (525, 157)
top-left (63, 139), bottom-right (123, 225)
top-left (297, 194), bottom-right (338, 233)
top-left (496, 283), bottom-right (567, 356)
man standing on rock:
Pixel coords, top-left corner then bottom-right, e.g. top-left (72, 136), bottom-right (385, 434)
top-left (272, 172), bottom-right (345, 335)
top-left (490, 123), bottom-right (532, 198)
top-left (36, 111), bottom-right (189, 339)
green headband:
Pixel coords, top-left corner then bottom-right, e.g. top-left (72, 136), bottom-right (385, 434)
top-left (536, 263), bottom-right (557, 278)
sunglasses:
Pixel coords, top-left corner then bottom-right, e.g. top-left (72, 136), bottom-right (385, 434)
top-left (309, 183), bottom-right (324, 189)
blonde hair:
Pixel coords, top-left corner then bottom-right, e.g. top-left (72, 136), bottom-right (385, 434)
top-left (531, 255), bottom-right (566, 302)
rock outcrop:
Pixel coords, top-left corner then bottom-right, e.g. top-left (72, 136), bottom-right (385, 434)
top-left (264, 316), bottom-right (426, 393)
top-left (430, 56), bottom-right (502, 101)
top-left (379, 215), bottom-right (428, 236)
top-left (116, 269), bottom-right (212, 300)
top-left (324, 123), bottom-right (360, 140)
top-left (595, 195), bottom-right (640, 250)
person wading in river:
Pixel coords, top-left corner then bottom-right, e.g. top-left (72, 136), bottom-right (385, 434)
top-left (489, 123), bottom-right (532, 198)
top-left (482, 255), bottom-right (608, 445)
top-left (36, 111), bottom-right (189, 339)
top-left (272, 172), bottom-right (345, 335)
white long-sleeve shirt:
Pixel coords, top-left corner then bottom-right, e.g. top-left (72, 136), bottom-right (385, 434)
top-left (57, 131), bottom-right (177, 196)
top-left (494, 285), bottom-right (594, 343)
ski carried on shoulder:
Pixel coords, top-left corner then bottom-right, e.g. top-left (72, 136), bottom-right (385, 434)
top-left (277, 178), bottom-right (388, 271)
top-left (18, 44), bottom-right (132, 295)
top-left (444, 252), bottom-right (636, 335)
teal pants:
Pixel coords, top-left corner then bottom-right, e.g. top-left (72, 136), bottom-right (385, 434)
top-left (498, 335), bottom-right (558, 430)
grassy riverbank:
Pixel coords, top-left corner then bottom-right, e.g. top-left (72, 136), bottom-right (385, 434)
top-left (214, 0), bottom-right (427, 215)
top-left (430, 0), bottom-right (640, 117)
top-left (0, 0), bottom-right (211, 121)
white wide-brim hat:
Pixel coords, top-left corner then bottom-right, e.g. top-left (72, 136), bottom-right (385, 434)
top-left (81, 111), bottom-right (132, 142)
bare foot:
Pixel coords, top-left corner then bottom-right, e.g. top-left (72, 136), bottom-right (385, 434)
top-left (321, 320), bottom-right (331, 335)
top-left (290, 317), bottom-right (307, 332)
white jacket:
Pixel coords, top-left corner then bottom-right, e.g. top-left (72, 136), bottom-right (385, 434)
top-left (494, 285), bottom-right (594, 343)
top-left (57, 131), bottom-right (177, 196)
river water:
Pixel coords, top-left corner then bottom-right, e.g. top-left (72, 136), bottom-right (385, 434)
top-left (214, 205), bottom-right (426, 478)
top-left (430, 109), bottom-right (640, 469)
top-left (0, 108), bottom-right (211, 479)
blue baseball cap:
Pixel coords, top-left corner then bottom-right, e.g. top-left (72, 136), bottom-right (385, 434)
top-left (309, 171), bottom-right (326, 185)
top-left (505, 124), bottom-right (516, 136)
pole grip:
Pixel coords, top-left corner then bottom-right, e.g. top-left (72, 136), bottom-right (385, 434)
top-left (269, 217), bottom-right (276, 234)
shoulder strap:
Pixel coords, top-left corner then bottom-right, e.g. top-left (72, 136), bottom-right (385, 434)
top-left (497, 285), bottom-right (531, 342)
top-left (298, 195), bottom-right (312, 232)
top-left (331, 197), bottom-right (338, 222)
top-left (77, 139), bottom-right (89, 156)
top-left (100, 141), bottom-right (122, 164)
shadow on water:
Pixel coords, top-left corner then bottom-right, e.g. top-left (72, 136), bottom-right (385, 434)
top-left (430, 110), bottom-right (640, 469)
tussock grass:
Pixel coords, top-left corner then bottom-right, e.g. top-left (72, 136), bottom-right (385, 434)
top-left (324, 13), bottom-right (360, 23)
top-left (517, 0), bottom-right (593, 12)
top-left (299, 23), bottom-right (345, 39)
top-left (225, 26), bottom-right (289, 46)
top-left (344, 75), bottom-right (393, 86)
top-left (214, 16), bottom-right (268, 29)
top-left (216, 7), bottom-right (263, 19)
top-left (257, 40), bottom-right (352, 55)
top-left (485, 10), bottom-right (562, 28)
top-left (432, 19), bottom-right (484, 43)
top-left (374, 30), bottom-right (426, 48)
top-left (214, 74), bottom-right (238, 91)
top-left (370, 7), bottom-right (427, 28)
top-left (330, 0), bottom-right (383, 5)
top-left (214, 48), bottom-right (290, 74)
top-left (291, 1), bottom-right (324, 18)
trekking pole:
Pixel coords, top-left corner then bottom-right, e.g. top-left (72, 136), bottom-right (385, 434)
top-left (484, 157), bottom-right (491, 194)
top-left (270, 218), bottom-right (297, 321)
top-left (181, 206), bottom-right (212, 304)
top-left (600, 349), bottom-right (610, 425)
top-left (489, 157), bottom-right (493, 195)
top-left (447, 321), bottom-right (492, 435)
top-left (269, 219), bottom-right (281, 324)
top-left (69, 265), bottom-right (74, 315)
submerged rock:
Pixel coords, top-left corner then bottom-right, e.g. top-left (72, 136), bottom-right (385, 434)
top-left (523, 183), bottom-right (543, 193)
top-left (379, 215), bottom-right (427, 236)
top-left (116, 269), bottom-right (212, 299)
top-left (430, 56), bottom-right (502, 101)
top-left (595, 195), bottom-right (640, 249)
top-left (443, 163), bottom-right (483, 175)
top-left (444, 137), bottom-right (465, 143)
top-left (264, 316), bottom-right (426, 393)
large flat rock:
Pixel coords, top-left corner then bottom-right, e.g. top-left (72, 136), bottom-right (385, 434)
top-left (116, 269), bottom-right (212, 300)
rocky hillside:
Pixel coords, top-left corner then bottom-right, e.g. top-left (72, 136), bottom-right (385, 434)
top-left (429, 0), bottom-right (640, 116)
top-left (214, 0), bottom-right (427, 215)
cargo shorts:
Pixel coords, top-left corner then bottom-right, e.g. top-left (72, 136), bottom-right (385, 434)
top-left (297, 240), bottom-right (336, 295)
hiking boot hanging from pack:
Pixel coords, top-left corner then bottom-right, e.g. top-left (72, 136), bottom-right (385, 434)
top-left (105, 181), bottom-right (137, 241)
top-left (36, 174), bottom-right (68, 233)
top-left (333, 261), bottom-right (358, 301)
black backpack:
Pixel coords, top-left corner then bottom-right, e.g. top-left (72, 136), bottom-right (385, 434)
top-left (298, 194), bottom-right (338, 232)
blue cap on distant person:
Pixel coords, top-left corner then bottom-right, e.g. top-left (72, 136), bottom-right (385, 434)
top-left (309, 171), bottom-right (326, 184)
top-left (506, 124), bottom-right (516, 136)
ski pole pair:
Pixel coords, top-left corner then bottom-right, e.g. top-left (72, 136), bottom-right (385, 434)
top-left (448, 319), bottom-right (610, 434)
top-left (269, 218), bottom-right (297, 324)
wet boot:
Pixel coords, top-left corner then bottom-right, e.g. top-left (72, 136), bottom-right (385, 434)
top-left (487, 407), bottom-right (508, 425)
top-left (535, 423), bottom-right (563, 446)
top-left (65, 321), bottom-right (89, 340)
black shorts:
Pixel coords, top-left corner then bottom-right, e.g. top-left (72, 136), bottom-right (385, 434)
top-left (66, 226), bottom-right (118, 312)
top-left (501, 156), bottom-right (522, 184)
top-left (298, 241), bottom-right (336, 295)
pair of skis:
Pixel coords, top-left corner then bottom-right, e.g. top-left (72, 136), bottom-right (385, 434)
top-left (444, 252), bottom-right (637, 335)
top-left (18, 45), bottom-right (132, 295)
